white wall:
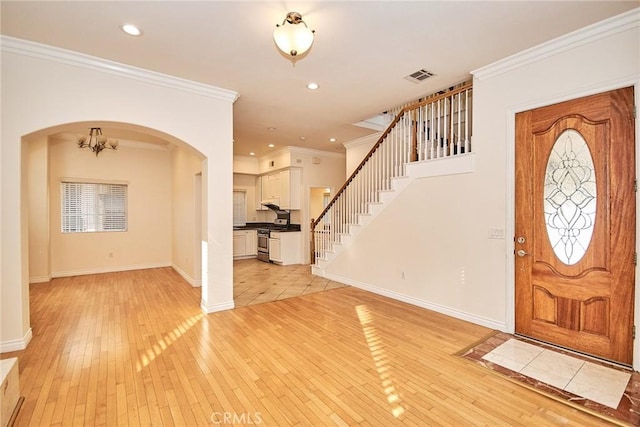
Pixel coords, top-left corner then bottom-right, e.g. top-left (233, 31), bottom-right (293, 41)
top-left (288, 148), bottom-right (346, 264)
top-left (46, 138), bottom-right (172, 277)
top-left (171, 145), bottom-right (204, 285)
top-left (1, 37), bottom-right (237, 351)
top-left (343, 133), bottom-right (380, 176)
top-left (27, 138), bottom-right (50, 282)
top-left (328, 10), bottom-right (640, 364)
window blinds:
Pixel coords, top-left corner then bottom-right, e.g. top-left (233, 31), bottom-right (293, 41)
top-left (61, 182), bottom-right (128, 233)
top-left (233, 190), bottom-right (247, 226)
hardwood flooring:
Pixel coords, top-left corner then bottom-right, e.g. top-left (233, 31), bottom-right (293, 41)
top-left (2, 267), bottom-right (613, 426)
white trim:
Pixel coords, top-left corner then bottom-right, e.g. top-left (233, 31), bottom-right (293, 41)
top-left (0, 36), bottom-right (239, 102)
top-left (51, 262), bottom-right (171, 278)
top-left (342, 132), bottom-right (382, 150)
top-left (472, 8), bottom-right (640, 81)
top-left (406, 153), bottom-right (475, 178)
top-left (171, 264), bottom-right (201, 287)
top-left (504, 76), bottom-right (640, 371)
top-left (29, 275), bottom-right (52, 284)
top-left (323, 272), bottom-right (506, 331)
top-left (0, 328), bottom-right (32, 353)
top-left (201, 300), bottom-right (235, 314)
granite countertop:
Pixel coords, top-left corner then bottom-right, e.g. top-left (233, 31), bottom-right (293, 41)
top-left (233, 223), bottom-right (301, 232)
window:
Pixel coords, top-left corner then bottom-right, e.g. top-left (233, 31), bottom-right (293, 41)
top-left (233, 190), bottom-right (247, 226)
top-left (61, 181), bottom-right (127, 233)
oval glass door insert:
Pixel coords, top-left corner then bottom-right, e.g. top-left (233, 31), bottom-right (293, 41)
top-left (544, 129), bottom-right (596, 265)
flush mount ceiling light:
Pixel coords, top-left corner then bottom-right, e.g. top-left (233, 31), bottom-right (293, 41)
top-left (121, 24), bottom-right (142, 36)
top-left (77, 127), bottom-right (119, 156)
top-left (273, 12), bottom-right (315, 62)
top-left (307, 82), bottom-right (319, 90)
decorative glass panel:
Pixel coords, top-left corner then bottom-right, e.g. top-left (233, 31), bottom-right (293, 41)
top-left (544, 129), bottom-right (596, 265)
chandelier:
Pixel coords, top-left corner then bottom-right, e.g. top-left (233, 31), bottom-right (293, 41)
top-left (77, 127), bottom-right (118, 156)
top-left (273, 12), bottom-right (315, 62)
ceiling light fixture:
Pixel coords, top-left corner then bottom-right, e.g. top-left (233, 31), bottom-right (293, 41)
top-left (307, 82), bottom-right (319, 90)
top-left (121, 24), bottom-right (142, 36)
top-left (249, 152), bottom-right (255, 156)
top-left (329, 137), bottom-right (336, 142)
top-left (273, 12), bottom-right (315, 62)
top-left (268, 144), bottom-right (275, 148)
top-left (77, 128), bottom-right (118, 156)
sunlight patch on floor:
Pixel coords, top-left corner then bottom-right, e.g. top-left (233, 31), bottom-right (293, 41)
top-left (136, 313), bottom-right (203, 372)
top-left (356, 305), bottom-right (405, 418)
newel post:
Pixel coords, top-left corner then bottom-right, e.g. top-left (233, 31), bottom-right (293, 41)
top-left (310, 218), bottom-right (316, 264)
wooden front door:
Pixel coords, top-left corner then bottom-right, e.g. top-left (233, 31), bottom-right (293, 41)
top-left (515, 87), bottom-right (636, 365)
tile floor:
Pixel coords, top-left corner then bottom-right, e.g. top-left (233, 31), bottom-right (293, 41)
top-left (483, 339), bottom-right (631, 409)
top-left (463, 332), bottom-right (640, 425)
top-left (233, 258), bottom-right (347, 307)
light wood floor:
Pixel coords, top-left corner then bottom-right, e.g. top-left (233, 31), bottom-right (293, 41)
top-left (3, 267), bottom-right (612, 426)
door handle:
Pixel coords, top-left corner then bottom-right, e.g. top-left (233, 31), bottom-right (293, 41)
top-left (516, 249), bottom-right (530, 257)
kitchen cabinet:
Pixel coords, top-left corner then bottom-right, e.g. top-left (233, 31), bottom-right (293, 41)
top-left (256, 168), bottom-right (302, 210)
top-left (279, 168), bottom-right (302, 210)
top-left (268, 231), bottom-right (301, 265)
top-left (233, 230), bottom-right (257, 258)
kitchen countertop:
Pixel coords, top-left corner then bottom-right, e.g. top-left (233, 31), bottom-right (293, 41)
top-left (233, 223), bottom-right (301, 232)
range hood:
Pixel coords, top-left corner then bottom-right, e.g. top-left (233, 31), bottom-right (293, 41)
top-left (261, 201), bottom-right (289, 215)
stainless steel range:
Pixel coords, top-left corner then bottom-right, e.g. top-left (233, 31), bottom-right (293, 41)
top-left (256, 228), bottom-right (270, 262)
top-left (257, 204), bottom-right (290, 263)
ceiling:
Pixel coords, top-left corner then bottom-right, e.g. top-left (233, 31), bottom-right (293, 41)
top-left (1, 1), bottom-right (637, 158)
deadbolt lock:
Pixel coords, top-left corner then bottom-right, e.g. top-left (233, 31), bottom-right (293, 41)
top-left (516, 236), bottom-right (526, 244)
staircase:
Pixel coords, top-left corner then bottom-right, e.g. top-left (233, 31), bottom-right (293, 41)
top-left (311, 82), bottom-right (473, 274)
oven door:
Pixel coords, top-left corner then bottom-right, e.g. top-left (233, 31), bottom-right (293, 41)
top-left (257, 230), bottom-right (270, 262)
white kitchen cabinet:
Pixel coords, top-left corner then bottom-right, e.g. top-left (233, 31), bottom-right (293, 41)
top-left (256, 168), bottom-right (302, 210)
top-left (233, 230), bottom-right (257, 258)
top-left (268, 231), bottom-right (301, 265)
top-left (279, 168), bottom-right (302, 210)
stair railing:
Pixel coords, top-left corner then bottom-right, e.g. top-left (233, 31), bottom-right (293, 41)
top-left (311, 82), bottom-right (473, 264)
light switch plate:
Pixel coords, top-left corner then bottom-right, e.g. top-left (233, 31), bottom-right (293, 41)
top-left (488, 227), bottom-right (505, 239)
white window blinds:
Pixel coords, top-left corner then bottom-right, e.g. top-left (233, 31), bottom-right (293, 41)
top-left (233, 190), bottom-right (247, 226)
top-left (61, 182), bottom-right (128, 233)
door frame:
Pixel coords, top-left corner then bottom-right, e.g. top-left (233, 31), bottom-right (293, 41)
top-left (505, 78), bottom-right (640, 370)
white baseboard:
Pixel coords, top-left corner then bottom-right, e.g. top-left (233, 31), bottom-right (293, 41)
top-left (171, 264), bottom-right (202, 287)
top-left (51, 263), bottom-right (171, 278)
top-left (29, 275), bottom-right (52, 284)
top-left (0, 328), bottom-right (32, 353)
top-left (323, 272), bottom-right (507, 332)
top-left (201, 300), bottom-right (235, 314)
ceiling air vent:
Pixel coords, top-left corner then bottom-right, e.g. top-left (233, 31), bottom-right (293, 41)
top-left (404, 69), bottom-right (435, 84)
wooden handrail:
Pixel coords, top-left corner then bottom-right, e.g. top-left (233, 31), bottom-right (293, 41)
top-left (311, 81), bottom-right (472, 232)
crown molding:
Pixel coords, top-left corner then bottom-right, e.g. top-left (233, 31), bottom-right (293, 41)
top-left (1, 36), bottom-right (239, 103)
top-left (472, 8), bottom-right (640, 81)
top-left (342, 132), bottom-right (382, 150)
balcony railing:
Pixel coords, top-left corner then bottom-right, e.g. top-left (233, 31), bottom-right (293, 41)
top-left (311, 82), bottom-right (473, 263)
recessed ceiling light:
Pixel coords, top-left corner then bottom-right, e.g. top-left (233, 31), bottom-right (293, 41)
top-left (267, 127), bottom-right (276, 131)
top-left (268, 144), bottom-right (275, 148)
top-left (121, 24), bottom-right (142, 36)
top-left (307, 82), bottom-right (319, 90)
top-left (249, 152), bottom-right (255, 156)
top-left (299, 136), bottom-right (307, 141)
top-left (329, 137), bottom-right (336, 142)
